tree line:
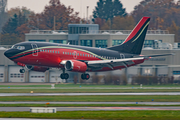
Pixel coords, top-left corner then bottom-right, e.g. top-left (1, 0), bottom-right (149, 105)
top-left (1, 0), bottom-right (180, 45)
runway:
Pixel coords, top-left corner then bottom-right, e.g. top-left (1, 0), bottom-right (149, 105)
top-left (0, 107), bottom-right (180, 111)
top-left (1, 86), bottom-right (180, 89)
top-left (1, 102), bottom-right (180, 105)
top-left (1, 92), bottom-right (180, 96)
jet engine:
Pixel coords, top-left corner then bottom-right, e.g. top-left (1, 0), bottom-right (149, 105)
top-left (65, 60), bottom-right (87, 72)
top-left (26, 65), bottom-right (49, 72)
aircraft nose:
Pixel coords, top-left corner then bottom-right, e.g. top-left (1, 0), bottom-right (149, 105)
top-left (4, 49), bottom-right (14, 58)
top-left (4, 50), bottom-right (10, 58)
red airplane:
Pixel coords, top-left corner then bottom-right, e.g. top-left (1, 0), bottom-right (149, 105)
top-left (4, 17), bottom-right (172, 80)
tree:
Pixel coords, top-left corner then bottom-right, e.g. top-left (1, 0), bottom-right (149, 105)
top-left (0, 33), bottom-right (22, 45)
top-left (93, 0), bottom-right (105, 19)
top-left (93, 0), bottom-right (127, 21)
top-left (132, 0), bottom-right (179, 29)
top-left (131, 0), bottom-right (180, 42)
top-left (167, 21), bottom-right (180, 42)
top-left (113, 0), bottom-right (127, 17)
top-left (7, 7), bottom-right (34, 19)
top-left (2, 13), bottom-right (27, 34)
top-left (111, 16), bottom-right (135, 30)
top-left (28, 0), bottom-right (80, 30)
top-left (0, 0), bottom-right (8, 32)
top-left (100, 16), bottom-right (135, 30)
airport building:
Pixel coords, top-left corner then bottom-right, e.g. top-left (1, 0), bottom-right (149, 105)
top-left (0, 24), bottom-right (180, 83)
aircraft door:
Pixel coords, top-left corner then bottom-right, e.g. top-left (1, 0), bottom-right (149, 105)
top-left (31, 44), bottom-right (38, 56)
top-left (120, 53), bottom-right (125, 59)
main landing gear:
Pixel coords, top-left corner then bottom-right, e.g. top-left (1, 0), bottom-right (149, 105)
top-left (19, 68), bottom-right (25, 73)
top-left (60, 73), bottom-right (69, 79)
top-left (60, 68), bottom-right (69, 79)
top-left (81, 73), bottom-right (90, 80)
top-left (60, 69), bottom-right (90, 80)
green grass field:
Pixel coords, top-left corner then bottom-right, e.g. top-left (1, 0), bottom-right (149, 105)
top-left (0, 95), bottom-right (180, 102)
top-left (0, 111), bottom-right (180, 120)
top-left (0, 89), bottom-right (180, 93)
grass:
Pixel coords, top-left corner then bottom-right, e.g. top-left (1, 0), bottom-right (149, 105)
top-left (0, 95), bottom-right (180, 102)
top-left (0, 89), bottom-right (180, 93)
top-left (0, 104), bottom-right (180, 107)
top-left (0, 111), bottom-right (180, 119)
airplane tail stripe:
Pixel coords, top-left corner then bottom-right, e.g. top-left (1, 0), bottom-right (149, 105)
top-left (123, 17), bottom-right (150, 44)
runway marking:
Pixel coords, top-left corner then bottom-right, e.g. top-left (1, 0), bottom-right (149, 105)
top-left (1, 92), bottom-right (180, 96)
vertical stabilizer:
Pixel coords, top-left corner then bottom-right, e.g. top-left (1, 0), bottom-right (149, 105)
top-left (107, 17), bottom-right (150, 55)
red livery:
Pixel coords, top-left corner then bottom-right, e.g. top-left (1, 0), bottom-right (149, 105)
top-left (4, 17), bottom-right (172, 80)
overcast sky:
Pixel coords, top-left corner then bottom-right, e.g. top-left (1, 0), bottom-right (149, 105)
top-left (7, 0), bottom-right (143, 17)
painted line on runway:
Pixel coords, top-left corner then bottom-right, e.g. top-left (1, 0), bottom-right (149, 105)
top-left (0, 92), bottom-right (180, 96)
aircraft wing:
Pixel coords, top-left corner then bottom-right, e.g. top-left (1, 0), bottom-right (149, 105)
top-left (138, 53), bottom-right (174, 58)
top-left (86, 57), bottom-right (145, 70)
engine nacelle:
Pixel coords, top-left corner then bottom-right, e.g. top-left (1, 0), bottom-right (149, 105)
top-left (26, 65), bottom-right (49, 72)
top-left (65, 60), bottom-right (87, 73)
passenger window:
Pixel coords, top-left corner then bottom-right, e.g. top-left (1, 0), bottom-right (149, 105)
top-left (72, 53), bottom-right (74, 55)
top-left (83, 54), bottom-right (84, 56)
top-left (78, 53), bottom-right (79, 56)
top-left (88, 54), bottom-right (89, 57)
top-left (50, 50), bottom-right (51, 53)
top-left (53, 51), bottom-right (54, 53)
top-left (85, 54), bottom-right (87, 57)
top-left (63, 52), bottom-right (64, 54)
top-left (58, 51), bottom-right (59, 54)
top-left (68, 52), bottom-right (69, 55)
top-left (70, 53), bottom-right (71, 55)
top-left (55, 51), bottom-right (57, 53)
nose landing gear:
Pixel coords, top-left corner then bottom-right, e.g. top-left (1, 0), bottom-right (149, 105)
top-left (19, 69), bottom-right (25, 73)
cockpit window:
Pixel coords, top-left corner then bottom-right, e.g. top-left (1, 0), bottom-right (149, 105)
top-left (12, 45), bottom-right (25, 50)
top-left (11, 45), bottom-right (15, 48)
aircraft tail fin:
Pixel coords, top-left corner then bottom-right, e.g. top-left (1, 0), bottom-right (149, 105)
top-left (107, 17), bottom-right (150, 55)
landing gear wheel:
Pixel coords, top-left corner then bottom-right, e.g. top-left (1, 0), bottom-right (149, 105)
top-left (60, 74), bottom-right (65, 79)
top-left (20, 69), bottom-right (25, 73)
top-left (64, 73), bottom-right (69, 79)
top-left (81, 73), bottom-right (90, 80)
top-left (60, 73), bottom-right (69, 79)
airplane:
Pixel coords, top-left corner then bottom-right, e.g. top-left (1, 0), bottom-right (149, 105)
top-left (4, 17), bottom-right (172, 80)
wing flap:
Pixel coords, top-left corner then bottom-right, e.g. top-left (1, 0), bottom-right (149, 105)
top-left (87, 57), bottom-right (145, 70)
top-left (87, 57), bottom-right (144, 65)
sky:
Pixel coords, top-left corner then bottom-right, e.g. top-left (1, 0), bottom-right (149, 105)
top-left (7, 0), bottom-right (143, 17)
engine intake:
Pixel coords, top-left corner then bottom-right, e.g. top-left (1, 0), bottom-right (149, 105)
top-left (65, 60), bottom-right (87, 72)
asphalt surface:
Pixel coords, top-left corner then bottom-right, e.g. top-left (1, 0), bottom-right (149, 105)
top-left (0, 107), bottom-right (180, 111)
top-left (1, 87), bottom-right (180, 89)
top-left (0, 102), bottom-right (180, 105)
top-left (0, 92), bottom-right (180, 96)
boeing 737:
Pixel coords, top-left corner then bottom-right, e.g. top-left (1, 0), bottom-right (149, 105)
top-left (4, 17), bottom-right (172, 80)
